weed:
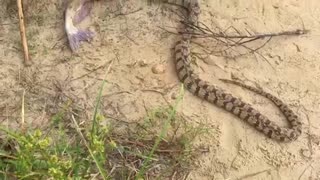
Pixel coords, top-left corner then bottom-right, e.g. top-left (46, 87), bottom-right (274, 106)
top-left (0, 75), bottom-right (208, 179)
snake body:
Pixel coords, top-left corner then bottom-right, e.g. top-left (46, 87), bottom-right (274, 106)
top-left (172, 0), bottom-right (302, 142)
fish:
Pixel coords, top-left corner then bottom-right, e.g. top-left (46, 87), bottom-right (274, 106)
top-left (65, 0), bottom-right (95, 52)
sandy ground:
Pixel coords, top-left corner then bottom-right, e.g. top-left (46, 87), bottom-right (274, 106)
top-left (1, 0), bottom-right (320, 179)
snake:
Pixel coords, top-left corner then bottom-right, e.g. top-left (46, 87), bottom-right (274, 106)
top-left (170, 0), bottom-right (302, 142)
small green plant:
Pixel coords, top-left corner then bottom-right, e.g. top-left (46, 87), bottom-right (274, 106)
top-left (0, 73), bottom-right (208, 179)
top-left (0, 127), bottom-right (72, 179)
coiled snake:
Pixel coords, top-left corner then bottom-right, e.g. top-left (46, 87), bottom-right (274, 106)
top-left (172, 0), bottom-right (302, 142)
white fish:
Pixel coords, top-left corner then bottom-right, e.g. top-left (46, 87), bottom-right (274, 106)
top-left (65, 0), bottom-right (94, 52)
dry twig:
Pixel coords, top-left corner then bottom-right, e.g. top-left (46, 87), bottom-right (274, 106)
top-left (17, 0), bottom-right (32, 66)
top-left (182, 20), bottom-right (309, 39)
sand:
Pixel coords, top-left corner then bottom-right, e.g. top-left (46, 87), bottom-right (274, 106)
top-left (0, 0), bottom-right (320, 179)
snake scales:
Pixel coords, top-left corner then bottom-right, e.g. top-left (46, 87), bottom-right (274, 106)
top-left (169, 0), bottom-right (302, 142)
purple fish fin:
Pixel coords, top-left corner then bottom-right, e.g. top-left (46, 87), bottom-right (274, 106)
top-left (67, 29), bottom-right (95, 52)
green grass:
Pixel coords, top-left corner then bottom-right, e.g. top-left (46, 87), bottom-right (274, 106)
top-left (0, 79), bottom-right (208, 179)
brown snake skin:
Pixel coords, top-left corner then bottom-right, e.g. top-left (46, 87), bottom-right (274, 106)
top-left (172, 0), bottom-right (302, 142)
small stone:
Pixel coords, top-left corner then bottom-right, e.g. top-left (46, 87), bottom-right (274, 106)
top-left (138, 60), bottom-right (147, 67)
top-left (171, 92), bottom-right (178, 99)
top-left (300, 149), bottom-right (312, 158)
top-left (151, 64), bottom-right (165, 74)
top-left (231, 157), bottom-right (242, 170)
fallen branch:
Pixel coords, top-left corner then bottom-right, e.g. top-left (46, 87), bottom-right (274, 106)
top-left (181, 20), bottom-right (310, 39)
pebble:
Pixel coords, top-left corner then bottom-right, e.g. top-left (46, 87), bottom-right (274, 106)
top-left (171, 92), bottom-right (178, 99)
top-left (151, 64), bottom-right (165, 74)
top-left (138, 60), bottom-right (147, 67)
top-left (300, 149), bottom-right (312, 158)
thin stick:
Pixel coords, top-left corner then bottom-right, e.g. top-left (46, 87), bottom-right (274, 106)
top-left (237, 169), bottom-right (271, 180)
top-left (21, 89), bottom-right (25, 125)
top-left (17, 0), bottom-right (32, 66)
top-left (21, 89), bottom-right (26, 133)
top-left (182, 20), bottom-right (309, 39)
